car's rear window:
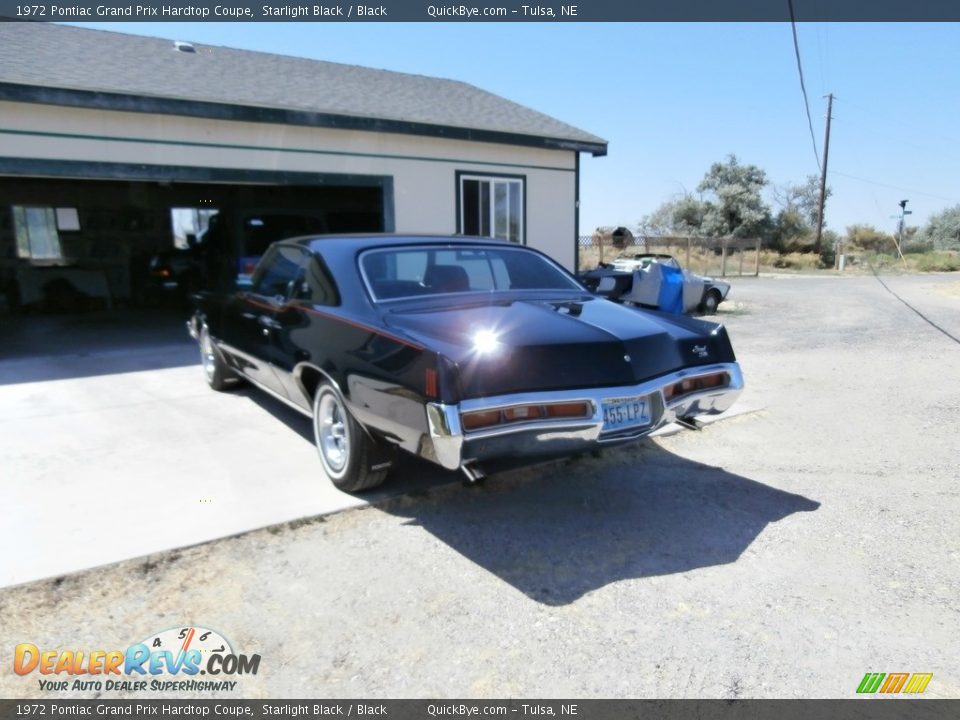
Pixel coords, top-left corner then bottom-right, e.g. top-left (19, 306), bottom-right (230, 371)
top-left (361, 246), bottom-right (580, 301)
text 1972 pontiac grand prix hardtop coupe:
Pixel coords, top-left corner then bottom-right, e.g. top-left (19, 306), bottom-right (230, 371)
top-left (188, 235), bottom-right (743, 492)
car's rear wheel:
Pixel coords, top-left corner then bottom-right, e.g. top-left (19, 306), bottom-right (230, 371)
top-left (699, 289), bottom-right (721, 315)
top-left (199, 325), bottom-right (236, 391)
top-left (312, 382), bottom-right (391, 492)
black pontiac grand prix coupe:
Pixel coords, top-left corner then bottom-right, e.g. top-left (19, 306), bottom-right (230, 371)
top-left (188, 235), bottom-right (743, 492)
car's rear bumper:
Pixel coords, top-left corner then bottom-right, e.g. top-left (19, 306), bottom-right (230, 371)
top-left (424, 362), bottom-right (743, 473)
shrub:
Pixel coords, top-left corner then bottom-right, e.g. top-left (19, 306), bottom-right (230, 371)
top-left (819, 246), bottom-right (836, 268)
top-left (903, 240), bottom-right (935, 254)
top-left (913, 252), bottom-right (960, 272)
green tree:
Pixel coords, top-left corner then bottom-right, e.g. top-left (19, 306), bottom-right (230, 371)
top-left (771, 175), bottom-right (831, 252)
top-left (696, 155), bottom-right (772, 239)
top-left (771, 207), bottom-right (809, 252)
top-left (638, 195), bottom-right (707, 236)
top-left (775, 175), bottom-right (828, 228)
top-left (914, 204), bottom-right (960, 251)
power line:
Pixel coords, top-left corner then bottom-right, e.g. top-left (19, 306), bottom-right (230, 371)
top-left (831, 170), bottom-right (959, 204)
top-left (833, 122), bottom-right (960, 166)
top-left (788, 0), bottom-right (822, 173)
top-left (840, 100), bottom-right (960, 148)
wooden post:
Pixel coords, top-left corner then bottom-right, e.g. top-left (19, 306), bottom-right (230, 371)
top-left (598, 234), bottom-right (604, 265)
top-left (754, 239), bottom-right (761, 276)
top-left (686, 236), bottom-right (691, 269)
top-left (720, 238), bottom-right (728, 277)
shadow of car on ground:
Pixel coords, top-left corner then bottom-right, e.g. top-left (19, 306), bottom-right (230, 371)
top-left (0, 308), bottom-right (197, 385)
top-left (377, 446), bottom-right (819, 605)
top-left (246, 387), bottom-right (820, 606)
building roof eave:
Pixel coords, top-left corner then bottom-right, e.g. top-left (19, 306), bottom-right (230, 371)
top-left (0, 82), bottom-right (609, 158)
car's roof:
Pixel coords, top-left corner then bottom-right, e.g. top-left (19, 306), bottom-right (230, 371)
top-left (286, 234), bottom-right (517, 252)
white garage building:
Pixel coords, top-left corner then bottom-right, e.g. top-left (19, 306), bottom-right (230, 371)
top-left (0, 23), bottom-right (606, 310)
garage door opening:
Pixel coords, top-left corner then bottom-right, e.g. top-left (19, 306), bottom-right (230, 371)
top-left (0, 171), bottom-right (390, 380)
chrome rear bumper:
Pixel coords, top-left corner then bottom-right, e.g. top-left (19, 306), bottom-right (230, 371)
top-left (425, 362), bottom-right (743, 472)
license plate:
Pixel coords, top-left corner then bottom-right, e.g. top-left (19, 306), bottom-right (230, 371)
top-left (601, 395), bottom-right (651, 432)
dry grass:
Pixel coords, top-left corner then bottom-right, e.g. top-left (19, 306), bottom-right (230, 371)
top-left (578, 244), bottom-right (960, 277)
top-left (579, 244), bottom-right (765, 277)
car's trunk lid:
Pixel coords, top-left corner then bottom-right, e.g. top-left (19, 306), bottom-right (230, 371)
top-left (383, 296), bottom-right (722, 400)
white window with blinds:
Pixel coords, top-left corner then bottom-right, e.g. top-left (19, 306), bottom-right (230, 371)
top-left (13, 206), bottom-right (66, 261)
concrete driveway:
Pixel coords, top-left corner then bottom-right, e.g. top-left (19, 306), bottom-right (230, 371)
top-left (0, 310), bottom-right (463, 587)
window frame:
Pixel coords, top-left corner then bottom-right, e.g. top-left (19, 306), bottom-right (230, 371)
top-left (12, 206), bottom-right (66, 263)
top-left (455, 171), bottom-right (526, 245)
top-left (296, 251), bottom-right (341, 307)
top-left (248, 244), bottom-right (306, 304)
top-left (358, 243), bottom-right (581, 303)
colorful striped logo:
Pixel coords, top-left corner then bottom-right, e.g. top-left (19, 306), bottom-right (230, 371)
top-left (857, 672), bottom-right (933, 694)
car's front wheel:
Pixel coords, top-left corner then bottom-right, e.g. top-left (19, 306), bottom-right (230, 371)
top-left (312, 382), bottom-right (391, 492)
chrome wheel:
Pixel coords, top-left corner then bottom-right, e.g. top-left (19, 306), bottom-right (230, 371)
top-left (310, 380), bottom-right (392, 492)
top-left (316, 391), bottom-right (350, 475)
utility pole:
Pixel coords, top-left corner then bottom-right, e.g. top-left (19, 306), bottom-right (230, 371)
top-left (814, 93), bottom-right (834, 255)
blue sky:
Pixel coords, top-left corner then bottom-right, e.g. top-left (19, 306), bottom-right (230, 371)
top-left (66, 21), bottom-right (960, 237)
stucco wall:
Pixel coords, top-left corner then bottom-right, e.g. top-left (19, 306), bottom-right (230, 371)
top-left (0, 101), bottom-right (579, 269)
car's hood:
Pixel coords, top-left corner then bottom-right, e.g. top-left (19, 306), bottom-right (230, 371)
top-left (384, 296), bottom-right (736, 400)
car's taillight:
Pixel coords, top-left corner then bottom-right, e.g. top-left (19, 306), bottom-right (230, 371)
top-left (503, 405), bottom-right (542, 422)
top-left (461, 401), bottom-right (592, 433)
top-left (461, 410), bottom-right (501, 431)
top-left (663, 372), bottom-right (729, 402)
top-left (544, 401), bottom-right (591, 418)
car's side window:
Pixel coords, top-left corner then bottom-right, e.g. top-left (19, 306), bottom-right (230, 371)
top-left (250, 245), bottom-right (302, 301)
top-left (295, 253), bottom-right (341, 306)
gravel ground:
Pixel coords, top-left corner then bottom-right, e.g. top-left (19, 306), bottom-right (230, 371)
top-left (2, 272), bottom-right (959, 699)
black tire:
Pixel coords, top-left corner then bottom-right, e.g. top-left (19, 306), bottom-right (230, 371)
top-left (699, 289), bottom-right (721, 315)
top-left (199, 325), bottom-right (237, 391)
top-left (312, 382), bottom-right (392, 492)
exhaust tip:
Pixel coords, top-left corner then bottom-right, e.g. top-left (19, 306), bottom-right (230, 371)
top-left (461, 464), bottom-right (487, 484)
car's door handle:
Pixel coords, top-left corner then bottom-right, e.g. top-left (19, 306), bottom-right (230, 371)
top-left (240, 312), bottom-right (257, 320)
top-left (257, 316), bottom-right (281, 330)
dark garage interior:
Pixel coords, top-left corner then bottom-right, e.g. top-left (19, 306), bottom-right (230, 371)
top-left (0, 174), bottom-right (388, 364)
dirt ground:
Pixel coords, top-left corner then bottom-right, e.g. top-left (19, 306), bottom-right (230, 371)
top-left (2, 272), bottom-right (959, 699)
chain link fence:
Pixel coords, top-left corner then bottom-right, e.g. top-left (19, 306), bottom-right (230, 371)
top-left (576, 234), bottom-right (761, 277)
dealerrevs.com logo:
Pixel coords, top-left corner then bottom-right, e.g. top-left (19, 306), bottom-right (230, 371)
top-left (14, 626), bottom-right (260, 693)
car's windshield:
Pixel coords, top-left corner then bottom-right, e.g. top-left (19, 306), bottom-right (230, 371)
top-left (361, 245), bottom-right (581, 301)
